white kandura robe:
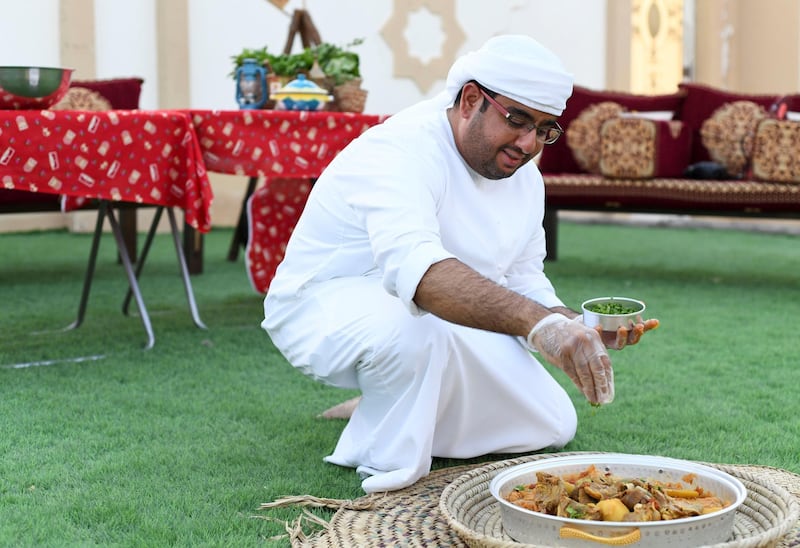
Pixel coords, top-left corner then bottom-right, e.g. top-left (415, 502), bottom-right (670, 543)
top-left (262, 97), bottom-right (578, 493)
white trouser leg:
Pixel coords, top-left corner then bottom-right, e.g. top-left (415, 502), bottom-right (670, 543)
top-left (264, 277), bottom-right (577, 492)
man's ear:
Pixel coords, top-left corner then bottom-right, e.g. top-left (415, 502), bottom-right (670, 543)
top-left (458, 82), bottom-right (483, 116)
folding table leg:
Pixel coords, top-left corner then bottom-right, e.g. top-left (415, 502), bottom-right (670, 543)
top-left (105, 205), bottom-right (155, 349)
top-left (63, 202), bottom-right (108, 331)
top-left (167, 208), bottom-right (207, 330)
top-left (121, 207), bottom-right (207, 330)
top-left (227, 175), bottom-right (259, 261)
top-left (122, 206), bottom-right (163, 317)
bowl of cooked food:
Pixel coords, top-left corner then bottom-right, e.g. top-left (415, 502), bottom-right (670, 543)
top-left (489, 453), bottom-right (747, 547)
top-left (581, 296), bottom-right (645, 333)
top-left (0, 66), bottom-right (74, 109)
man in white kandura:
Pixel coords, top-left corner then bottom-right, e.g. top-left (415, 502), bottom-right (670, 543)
top-left (262, 35), bottom-right (659, 493)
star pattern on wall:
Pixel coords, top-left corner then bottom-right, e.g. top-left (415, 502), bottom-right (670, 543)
top-left (381, 0), bottom-right (466, 93)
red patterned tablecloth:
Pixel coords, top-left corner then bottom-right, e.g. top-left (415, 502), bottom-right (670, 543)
top-left (1, 108), bottom-right (385, 293)
top-left (188, 109), bottom-right (388, 293)
top-left (0, 109), bottom-right (213, 232)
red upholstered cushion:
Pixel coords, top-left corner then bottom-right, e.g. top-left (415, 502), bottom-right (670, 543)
top-left (677, 82), bottom-right (780, 165)
top-left (777, 94), bottom-right (800, 113)
top-left (538, 85), bottom-right (686, 175)
top-left (70, 77), bottom-right (144, 110)
top-left (776, 95), bottom-right (800, 122)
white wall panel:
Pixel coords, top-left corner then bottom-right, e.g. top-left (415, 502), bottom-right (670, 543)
top-left (94, 0), bottom-right (159, 108)
top-left (0, 0), bottom-right (61, 67)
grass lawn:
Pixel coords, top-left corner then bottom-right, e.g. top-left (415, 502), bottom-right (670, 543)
top-left (1, 220), bottom-right (798, 546)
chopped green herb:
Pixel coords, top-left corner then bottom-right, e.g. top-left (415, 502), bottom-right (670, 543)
top-left (586, 302), bottom-right (638, 315)
top-left (565, 506), bottom-right (584, 519)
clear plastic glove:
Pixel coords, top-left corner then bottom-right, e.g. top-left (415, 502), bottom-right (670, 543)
top-left (528, 313), bottom-right (614, 405)
top-left (597, 317), bottom-right (660, 350)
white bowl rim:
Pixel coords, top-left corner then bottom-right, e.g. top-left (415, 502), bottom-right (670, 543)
top-left (489, 453), bottom-right (747, 529)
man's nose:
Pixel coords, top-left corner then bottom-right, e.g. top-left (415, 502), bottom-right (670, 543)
top-left (516, 131), bottom-right (543, 156)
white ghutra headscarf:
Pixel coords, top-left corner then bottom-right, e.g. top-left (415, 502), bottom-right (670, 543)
top-left (445, 34), bottom-right (574, 116)
top-left (385, 34), bottom-right (574, 126)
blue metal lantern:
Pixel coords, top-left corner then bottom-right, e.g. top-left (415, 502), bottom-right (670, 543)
top-left (235, 58), bottom-right (268, 109)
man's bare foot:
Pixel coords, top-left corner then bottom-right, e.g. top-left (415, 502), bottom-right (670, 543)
top-left (319, 396), bottom-right (362, 419)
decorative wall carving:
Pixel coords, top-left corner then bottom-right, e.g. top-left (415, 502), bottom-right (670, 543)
top-left (380, 0), bottom-right (465, 93)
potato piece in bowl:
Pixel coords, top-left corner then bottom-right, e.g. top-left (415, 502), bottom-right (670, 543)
top-left (596, 498), bottom-right (629, 521)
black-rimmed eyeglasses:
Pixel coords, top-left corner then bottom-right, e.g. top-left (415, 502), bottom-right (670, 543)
top-left (478, 87), bottom-right (564, 145)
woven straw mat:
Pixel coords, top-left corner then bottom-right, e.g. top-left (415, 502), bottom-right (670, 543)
top-left (258, 452), bottom-right (800, 547)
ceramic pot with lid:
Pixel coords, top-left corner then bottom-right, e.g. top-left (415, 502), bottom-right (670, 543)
top-left (271, 73), bottom-right (332, 111)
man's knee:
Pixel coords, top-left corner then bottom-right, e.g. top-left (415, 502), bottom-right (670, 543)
top-left (549, 401), bottom-right (578, 448)
top-left (359, 316), bottom-right (453, 389)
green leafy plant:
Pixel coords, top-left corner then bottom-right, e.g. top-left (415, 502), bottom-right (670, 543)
top-left (228, 46), bottom-right (271, 78)
top-left (267, 49), bottom-right (315, 77)
top-left (312, 38), bottom-right (363, 85)
top-left (230, 39), bottom-right (363, 84)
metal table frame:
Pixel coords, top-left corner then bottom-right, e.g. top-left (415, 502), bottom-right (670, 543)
top-left (65, 201), bottom-right (206, 349)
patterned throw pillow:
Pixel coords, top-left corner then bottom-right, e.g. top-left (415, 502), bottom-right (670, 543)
top-left (537, 85), bottom-right (685, 174)
top-left (751, 119), bottom-right (800, 183)
top-left (599, 117), bottom-right (692, 179)
top-left (566, 101), bottom-right (626, 173)
top-left (678, 82), bottom-right (780, 164)
top-left (51, 87), bottom-right (113, 111)
top-left (69, 77), bottom-right (144, 109)
top-left (699, 101), bottom-right (768, 178)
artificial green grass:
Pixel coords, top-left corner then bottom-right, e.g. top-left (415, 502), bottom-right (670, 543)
top-left (1, 221), bottom-right (798, 546)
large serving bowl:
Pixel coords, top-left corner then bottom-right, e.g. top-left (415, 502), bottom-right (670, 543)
top-left (0, 66), bottom-right (74, 109)
top-left (489, 453), bottom-right (747, 548)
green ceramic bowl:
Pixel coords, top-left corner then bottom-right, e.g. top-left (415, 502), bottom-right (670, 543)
top-left (0, 66), bottom-right (74, 109)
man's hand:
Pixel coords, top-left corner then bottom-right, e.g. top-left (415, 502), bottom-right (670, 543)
top-left (528, 314), bottom-right (614, 405)
top-left (598, 318), bottom-right (660, 350)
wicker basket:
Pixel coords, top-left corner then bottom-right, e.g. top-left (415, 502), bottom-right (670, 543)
top-left (333, 78), bottom-right (367, 113)
top-left (265, 74), bottom-right (293, 109)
